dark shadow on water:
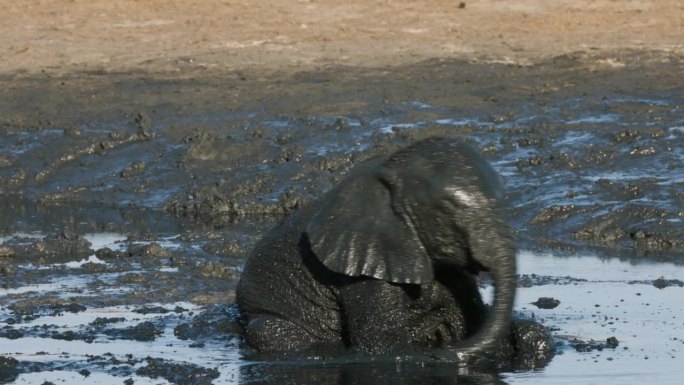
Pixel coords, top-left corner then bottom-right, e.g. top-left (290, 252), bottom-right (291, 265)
top-left (239, 361), bottom-right (504, 385)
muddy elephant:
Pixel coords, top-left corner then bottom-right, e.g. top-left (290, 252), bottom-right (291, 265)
top-left (237, 137), bottom-right (551, 363)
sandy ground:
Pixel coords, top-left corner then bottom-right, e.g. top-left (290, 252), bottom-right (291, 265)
top-left (0, 0), bottom-right (682, 76)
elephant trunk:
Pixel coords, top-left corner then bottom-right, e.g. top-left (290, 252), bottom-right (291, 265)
top-left (455, 226), bottom-right (517, 356)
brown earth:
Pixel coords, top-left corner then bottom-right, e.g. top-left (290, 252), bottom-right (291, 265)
top-left (0, 0), bottom-right (682, 76)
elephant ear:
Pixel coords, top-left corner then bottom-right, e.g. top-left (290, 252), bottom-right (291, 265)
top-left (305, 171), bottom-right (434, 284)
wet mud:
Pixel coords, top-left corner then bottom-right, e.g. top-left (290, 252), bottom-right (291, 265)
top-left (1, 53), bottom-right (683, 383)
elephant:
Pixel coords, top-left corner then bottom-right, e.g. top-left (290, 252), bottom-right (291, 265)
top-left (236, 137), bottom-right (552, 365)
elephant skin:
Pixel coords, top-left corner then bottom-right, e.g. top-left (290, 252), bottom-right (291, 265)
top-left (236, 137), bottom-right (554, 366)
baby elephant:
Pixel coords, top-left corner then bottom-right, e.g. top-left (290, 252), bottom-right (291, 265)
top-left (237, 137), bottom-right (552, 363)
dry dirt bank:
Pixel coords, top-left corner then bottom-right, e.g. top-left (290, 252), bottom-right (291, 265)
top-left (0, 0), bottom-right (681, 76)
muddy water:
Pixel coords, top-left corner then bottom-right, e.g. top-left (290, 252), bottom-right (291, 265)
top-left (1, 57), bottom-right (683, 384)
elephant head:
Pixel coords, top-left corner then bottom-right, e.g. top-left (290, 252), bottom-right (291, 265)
top-left (305, 137), bottom-right (516, 355)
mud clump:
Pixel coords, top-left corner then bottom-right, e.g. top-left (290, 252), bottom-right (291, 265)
top-left (90, 317), bottom-right (126, 326)
top-left (95, 242), bottom-right (173, 268)
top-left (2, 231), bottom-right (93, 264)
top-left (531, 297), bottom-right (561, 309)
top-left (174, 305), bottom-right (241, 341)
top-left (606, 336), bottom-right (619, 348)
top-left (531, 205), bottom-right (585, 224)
top-left (136, 357), bottom-right (219, 385)
top-left (94, 247), bottom-right (128, 260)
top-left (50, 302), bottom-right (87, 314)
top-left (629, 277), bottom-right (684, 288)
top-left (653, 277), bottom-right (684, 289)
top-left (0, 246), bottom-right (14, 259)
top-left (510, 320), bottom-right (556, 369)
top-left (0, 328), bottom-right (23, 340)
top-left (518, 274), bottom-right (587, 287)
top-left (8, 301), bottom-right (87, 321)
top-left (573, 205), bottom-right (684, 253)
top-left (571, 336), bottom-right (621, 352)
top-left (120, 160), bottom-right (147, 179)
top-left (197, 261), bottom-right (236, 279)
top-left (105, 321), bottom-right (163, 342)
top-left (50, 330), bottom-right (94, 343)
top-left (164, 185), bottom-right (304, 221)
top-left (0, 356), bottom-right (19, 383)
top-left (132, 242), bottom-right (172, 259)
top-left (133, 306), bottom-right (180, 314)
top-left (201, 237), bottom-right (248, 258)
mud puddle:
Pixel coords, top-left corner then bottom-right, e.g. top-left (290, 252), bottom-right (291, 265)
top-left (506, 252), bottom-right (684, 385)
top-left (1, 57), bottom-right (683, 383)
top-left (0, 222), bottom-right (247, 385)
top-left (2, 243), bottom-right (683, 384)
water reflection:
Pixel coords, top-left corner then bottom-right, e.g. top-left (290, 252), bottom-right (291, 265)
top-left (240, 361), bottom-right (503, 385)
